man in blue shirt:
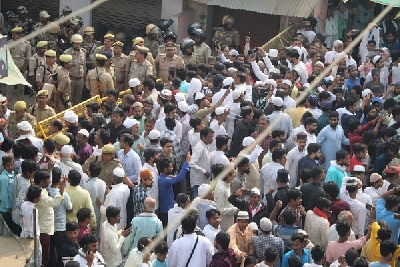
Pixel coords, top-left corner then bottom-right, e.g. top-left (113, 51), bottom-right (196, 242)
top-left (381, 31), bottom-right (400, 54)
top-left (376, 187), bottom-right (400, 244)
top-left (345, 66), bottom-right (361, 92)
top-left (158, 152), bottom-right (190, 227)
top-left (281, 232), bottom-right (311, 267)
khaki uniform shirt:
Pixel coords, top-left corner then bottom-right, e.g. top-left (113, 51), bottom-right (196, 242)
top-left (86, 67), bottom-right (114, 96)
top-left (212, 29), bottom-right (240, 48)
top-left (105, 65), bottom-right (116, 85)
top-left (158, 43), bottom-right (181, 56)
top-left (129, 59), bottom-right (153, 83)
top-left (28, 104), bottom-right (56, 122)
top-left (64, 47), bottom-right (86, 77)
top-left (93, 45), bottom-right (113, 63)
top-left (143, 37), bottom-right (161, 58)
top-left (182, 53), bottom-right (198, 66)
top-left (56, 67), bottom-right (72, 102)
top-left (82, 155), bottom-right (122, 187)
top-left (83, 40), bottom-right (102, 69)
top-left (112, 54), bottom-right (127, 84)
top-left (8, 112), bottom-right (37, 140)
top-left (36, 63), bottom-right (58, 88)
top-left (28, 54), bottom-right (45, 77)
top-left (193, 42), bottom-right (212, 64)
top-left (8, 39), bottom-right (31, 69)
top-left (154, 54), bottom-right (185, 82)
top-left (125, 51), bottom-right (155, 73)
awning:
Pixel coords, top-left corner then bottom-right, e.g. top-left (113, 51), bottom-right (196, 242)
top-left (370, 0), bottom-right (400, 7)
top-left (191, 0), bottom-right (319, 18)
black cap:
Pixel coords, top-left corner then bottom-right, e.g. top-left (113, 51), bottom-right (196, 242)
top-left (214, 62), bottom-right (224, 71)
top-left (143, 148), bottom-right (161, 159)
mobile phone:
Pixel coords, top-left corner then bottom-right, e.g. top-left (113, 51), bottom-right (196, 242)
top-left (366, 203), bottom-right (373, 210)
top-left (394, 213), bottom-right (400, 220)
top-left (242, 189), bottom-right (252, 196)
top-left (380, 110), bottom-right (386, 118)
top-left (83, 245), bottom-right (90, 253)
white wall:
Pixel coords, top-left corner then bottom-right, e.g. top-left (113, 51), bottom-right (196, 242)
top-left (59, 0), bottom-right (92, 27)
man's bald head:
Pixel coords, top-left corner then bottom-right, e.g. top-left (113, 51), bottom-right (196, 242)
top-left (144, 197), bottom-right (156, 212)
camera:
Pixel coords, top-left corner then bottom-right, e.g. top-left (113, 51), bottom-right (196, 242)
top-left (248, 48), bottom-right (258, 56)
top-left (252, 86), bottom-right (270, 103)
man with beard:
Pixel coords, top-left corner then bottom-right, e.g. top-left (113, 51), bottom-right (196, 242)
top-left (286, 133), bottom-right (308, 188)
top-left (325, 149), bottom-right (350, 191)
top-left (298, 143), bottom-right (322, 181)
top-left (132, 169), bottom-right (154, 218)
top-left (131, 102), bottom-right (145, 134)
top-left (317, 111), bottom-right (350, 171)
top-left (288, 49), bottom-right (307, 85)
top-left (230, 157), bottom-right (250, 194)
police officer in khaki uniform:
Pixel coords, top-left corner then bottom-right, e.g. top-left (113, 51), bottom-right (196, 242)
top-left (7, 26), bottom-right (31, 106)
top-left (54, 54), bottom-right (73, 112)
top-left (33, 11), bottom-right (51, 51)
top-left (28, 41), bottom-right (47, 89)
top-left (143, 24), bottom-right (162, 58)
top-left (64, 34), bottom-right (86, 105)
top-left (103, 51), bottom-right (116, 86)
top-left (191, 28), bottom-right (212, 65)
top-left (93, 33), bottom-right (114, 63)
top-left (111, 41), bottom-right (127, 91)
top-left (35, 49), bottom-right (58, 92)
top-left (82, 144), bottom-right (122, 188)
top-left (82, 26), bottom-right (101, 70)
top-left (86, 54), bottom-right (114, 97)
top-left (180, 39), bottom-right (198, 65)
top-left (7, 101), bottom-right (37, 140)
top-left (129, 46), bottom-right (153, 83)
top-left (213, 15), bottom-right (240, 50)
top-left (157, 32), bottom-right (181, 55)
top-left (28, 89), bottom-right (56, 122)
top-left (155, 42), bottom-right (185, 82)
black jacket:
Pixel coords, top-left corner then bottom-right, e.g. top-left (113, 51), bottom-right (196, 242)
top-left (228, 194), bottom-right (270, 227)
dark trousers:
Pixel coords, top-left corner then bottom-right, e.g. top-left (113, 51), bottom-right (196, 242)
top-left (40, 233), bottom-right (52, 267)
top-left (49, 231), bottom-right (65, 267)
top-left (0, 211), bottom-right (21, 236)
top-left (159, 213), bottom-right (168, 228)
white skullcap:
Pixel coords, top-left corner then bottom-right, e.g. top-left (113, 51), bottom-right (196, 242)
top-left (215, 106), bottom-right (227, 116)
top-left (227, 67), bottom-right (238, 74)
top-left (314, 61), bottom-right (324, 67)
top-left (362, 89), bottom-right (372, 98)
top-left (229, 49), bottom-right (239, 56)
top-left (282, 79), bottom-right (292, 87)
top-left (177, 101), bottom-right (189, 113)
top-left (129, 78), bottom-right (140, 88)
top-left (242, 136), bottom-right (255, 147)
top-left (223, 77), bottom-right (234, 87)
top-left (372, 55), bottom-right (381, 64)
top-left (271, 96), bottom-right (283, 107)
top-left (77, 129), bottom-right (89, 137)
top-left (264, 79), bottom-right (277, 88)
top-left (254, 81), bottom-right (265, 87)
top-left (174, 92), bottom-right (185, 102)
top-left (123, 118), bottom-right (139, 128)
top-left (269, 49), bottom-right (278, 58)
top-left (198, 183), bottom-right (211, 196)
top-left (353, 165), bottom-right (365, 172)
top-left (148, 129), bottom-right (160, 140)
top-left (113, 167), bottom-right (125, 177)
top-left (333, 40), bottom-right (343, 47)
top-left (17, 121), bottom-right (33, 132)
top-left (63, 110), bottom-right (78, 123)
top-left (232, 89), bottom-right (242, 100)
top-left (249, 222), bottom-right (259, 231)
top-left (194, 92), bottom-right (205, 100)
top-left (60, 145), bottom-right (74, 154)
top-left (293, 67), bottom-right (302, 76)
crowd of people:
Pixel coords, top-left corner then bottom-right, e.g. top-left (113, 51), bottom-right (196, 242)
top-left (3, 1), bottom-right (400, 267)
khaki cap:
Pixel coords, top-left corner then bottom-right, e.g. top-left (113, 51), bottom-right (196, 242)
top-left (104, 33), bottom-right (115, 40)
top-left (54, 134), bottom-right (70, 146)
top-left (44, 49), bottom-right (56, 57)
top-left (84, 26), bottom-right (95, 35)
top-left (39, 10), bottom-right (50, 18)
top-left (112, 41), bottom-right (124, 48)
top-left (164, 42), bottom-right (175, 50)
top-left (102, 144), bottom-right (115, 154)
top-left (36, 90), bottom-right (49, 97)
top-left (48, 22), bottom-right (60, 34)
top-left (136, 46), bottom-right (150, 53)
top-left (36, 41), bottom-right (48, 48)
top-left (96, 54), bottom-right (107, 61)
top-left (11, 27), bottom-right (23, 33)
top-left (60, 54), bottom-right (73, 63)
top-left (132, 37), bottom-right (144, 46)
top-left (14, 101), bottom-right (27, 111)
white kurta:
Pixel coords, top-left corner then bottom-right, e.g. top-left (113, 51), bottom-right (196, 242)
top-left (285, 146), bottom-right (307, 187)
top-left (100, 183), bottom-right (130, 231)
top-left (99, 221), bottom-right (125, 267)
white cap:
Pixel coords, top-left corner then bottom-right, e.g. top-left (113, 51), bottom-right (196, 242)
top-left (282, 79), bottom-right (292, 87)
top-left (333, 40), bottom-right (343, 47)
top-left (223, 77), bottom-right (234, 87)
top-left (362, 88), bottom-right (372, 98)
top-left (370, 173), bottom-right (383, 183)
top-left (232, 89), bottom-right (242, 100)
top-left (0, 94), bottom-right (7, 103)
top-left (228, 67), bottom-right (238, 74)
top-left (194, 92), bottom-right (205, 101)
top-left (254, 81), bottom-right (265, 87)
top-left (293, 67), bottom-right (302, 76)
top-left (269, 49), bottom-right (278, 58)
top-left (160, 89), bottom-right (172, 97)
top-left (229, 49), bottom-right (239, 56)
top-left (148, 129), bottom-right (160, 140)
top-left (292, 46), bottom-right (302, 55)
top-left (269, 68), bottom-right (280, 74)
top-left (264, 79), bottom-right (277, 88)
top-left (123, 118), bottom-right (139, 128)
top-left (60, 145), bottom-right (74, 155)
top-left (314, 61), bottom-right (324, 67)
top-left (215, 107), bottom-right (227, 116)
top-left (113, 167), bottom-right (125, 177)
top-left (198, 183), bottom-right (211, 196)
top-left (77, 129), bottom-right (89, 137)
top-left (17, 121), bottom-right (33, 132)
top-left (178, 101), bottom-right (189, 113)
top-left (129, 78), bottom-right (140, 87)
top-left (260, 217), bottom-right (273, 231)
top-left (303, 83), bottom-right (310, 88)
top-left (174, 92), bottom-right (185, 102)
top-left (353, 165), bottom-right (365, 172)
top-left (249, 222), bottom-right (259, 231)
top-left (271, 96), bottom-right (283, 107)
top-left (242, 136), bottom-right (255, 147)
top-left (250, 187), bottom-right (261, 196)
top-left (372, 55), bottom-right (381, 64)
top-left (64, 110), bottom-right (78, 123)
